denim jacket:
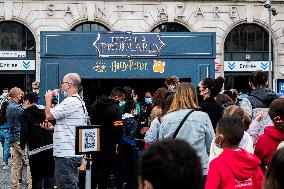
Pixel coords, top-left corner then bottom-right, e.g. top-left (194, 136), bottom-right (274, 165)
top-left (159, 109), bottom-right (214, 175)
top-left (7, 100), bottom-right (24, 144)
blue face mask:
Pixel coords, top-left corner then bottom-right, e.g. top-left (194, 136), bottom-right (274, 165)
top-left (145, 97), bottom-right (152, 105)
top-left (63, 91), bottom-right (68, 98)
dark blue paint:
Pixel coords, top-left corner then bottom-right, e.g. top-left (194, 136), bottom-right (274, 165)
top-left (40, 31), bottom-right (216, 104)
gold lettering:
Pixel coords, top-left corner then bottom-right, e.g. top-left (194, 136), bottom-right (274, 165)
top-left (112, 61), bottom-right (119, 72)
top-left (129, 60), bottom-right (134, 70)
top-left (122, 62), bottom-right (128, 71)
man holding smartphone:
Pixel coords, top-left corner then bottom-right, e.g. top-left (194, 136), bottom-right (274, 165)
top-left (43, 73), bottom-right (88, 189)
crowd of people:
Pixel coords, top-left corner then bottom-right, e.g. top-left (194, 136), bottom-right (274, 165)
top-left (0, 70), bottom-right (284, 189)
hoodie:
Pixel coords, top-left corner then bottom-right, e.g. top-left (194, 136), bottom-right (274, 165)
top-left (205, 148), bottom-right (263, 189)
top-left (254, 126), bottom-right (284, 170)
top-left (20, 105), bottom-right (53, 155)
top-left (122, 113), bottom-right (139, 138)
top-left (247, 88), bottom-right (278, 109)
top-left (90, 97), bottom-right (123, 154)
top-left (209, 131), bottom-right (254, 163)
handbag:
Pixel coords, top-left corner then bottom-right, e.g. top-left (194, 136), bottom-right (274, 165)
top-left (172, 110), bottom-right (194, 139)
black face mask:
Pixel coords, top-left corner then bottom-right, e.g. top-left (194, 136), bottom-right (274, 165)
top-left (18, 97), bottom-right (23, 104)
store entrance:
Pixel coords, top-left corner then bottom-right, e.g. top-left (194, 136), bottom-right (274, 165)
top-left (82, 78), bottom-right (191, 107)
top-left (224, 73), bottom-right (251, 94)
top-left (0, 73), bottom-right (35, 92)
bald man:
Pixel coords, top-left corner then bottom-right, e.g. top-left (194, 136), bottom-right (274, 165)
top-left (7, 87), bottom-right (32, 189)
top-left (44, 73), bottom-right (88, 189)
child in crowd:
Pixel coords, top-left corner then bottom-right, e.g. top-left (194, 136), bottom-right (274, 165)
top-left (263, 147), bottom-right (284, 189)
top-left (122, 100), bottom-right (139, 138)
top-left (205, 117), bottom-right (263, 189)
top-left (209, 105), bottom-right (257, 163)
top-left (254, 99), bottom-right (284, 173)
top-left (120, 100), bottom-right (140, 189)
top-left (138, 139), bottom-right (202, 189)
top-left (144, 94), bottom-right (173, 145)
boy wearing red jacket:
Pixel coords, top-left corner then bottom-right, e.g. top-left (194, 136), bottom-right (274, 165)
top-left (205, 117), bottom-right (263, 189)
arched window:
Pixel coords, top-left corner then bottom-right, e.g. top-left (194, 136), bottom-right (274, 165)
top-left (0, 21), bottom-right (35, 51)
top-left (224, 24), bottom-right (269, 52)
top-left (71, 22), bottom-right (110, 32)
top-left (151, 22), bottom-right (190, 32)
top-left (224, 24), bottom-right (270, 61)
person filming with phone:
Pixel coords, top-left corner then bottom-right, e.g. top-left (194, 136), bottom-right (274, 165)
top-left (43, 73), bottom-right (88, 189)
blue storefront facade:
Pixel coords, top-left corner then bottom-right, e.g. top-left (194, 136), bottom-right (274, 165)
top-left (40, 31), bottom-right (216, 102)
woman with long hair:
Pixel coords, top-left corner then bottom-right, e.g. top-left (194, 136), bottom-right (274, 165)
top-left (159, 82), bottom-right (214, 188)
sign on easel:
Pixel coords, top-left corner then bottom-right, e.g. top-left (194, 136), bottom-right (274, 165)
top-left (75, 125), bottom-right (101, 155)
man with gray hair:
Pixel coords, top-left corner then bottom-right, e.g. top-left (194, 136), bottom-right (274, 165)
top-left (44, 73), bottom-right (88, 189)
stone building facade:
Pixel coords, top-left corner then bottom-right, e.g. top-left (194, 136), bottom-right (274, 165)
top-left (0, 0), bottom-right (283, 91)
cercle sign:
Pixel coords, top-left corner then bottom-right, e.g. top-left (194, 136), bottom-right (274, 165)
top-left (93, 32), bottom-right (165, 58)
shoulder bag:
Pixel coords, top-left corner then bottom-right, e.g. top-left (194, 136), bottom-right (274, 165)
top-left (172, 110), bottom-right (194, 139)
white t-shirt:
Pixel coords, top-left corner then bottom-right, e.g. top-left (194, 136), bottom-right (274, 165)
top-left (50, 94), bottom-right (87, 157)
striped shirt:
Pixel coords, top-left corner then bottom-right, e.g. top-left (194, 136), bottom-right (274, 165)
top-left (50, 94), bottom-right (87, 157)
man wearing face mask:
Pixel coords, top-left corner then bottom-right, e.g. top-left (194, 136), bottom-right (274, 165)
top-left (7, 87), bottom-right (32, 189)
top-left (32, 81), bottom-right (40, 94)
top-left (44, 73), bottom-right (88, 189)
top-left (0, 88), bottom-right (9, 105)
top-left (89, 87), bottom-right (125, 189)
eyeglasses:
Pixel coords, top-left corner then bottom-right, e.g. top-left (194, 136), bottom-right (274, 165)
top-left (60, 81), bottom-right (71, 85)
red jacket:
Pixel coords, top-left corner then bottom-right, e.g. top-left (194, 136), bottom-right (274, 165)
top-left (254, 126), bottom-right (284, 169)
top-left (205, 148), bottom-right (263, 189)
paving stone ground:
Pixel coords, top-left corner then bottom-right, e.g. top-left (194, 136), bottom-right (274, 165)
top-left (0, 145), bottom-right (28, 189)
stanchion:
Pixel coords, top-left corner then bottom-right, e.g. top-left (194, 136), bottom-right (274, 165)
top-left (75, 126), bottom-right (101, 189)
top-left (85, 154), bottom-right (92, 189)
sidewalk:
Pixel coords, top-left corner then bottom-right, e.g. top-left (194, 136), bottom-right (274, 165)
top-left (0, 145), bottom-right (28, 189)
top-left (0, 144), bottom-right (10, 188)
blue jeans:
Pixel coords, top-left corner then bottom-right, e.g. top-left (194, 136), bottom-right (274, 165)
top-left (0, 129), bottom-right (10, 164)
top-left (54, 157), bottom-right (82, 189)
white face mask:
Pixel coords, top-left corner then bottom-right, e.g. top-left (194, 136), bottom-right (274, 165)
top-left (33, 89), bottom-right (39, 94)
top-left (63, 91), bottom-right (68, 98)
top-left (215, 134), bottom-right (222, 149)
